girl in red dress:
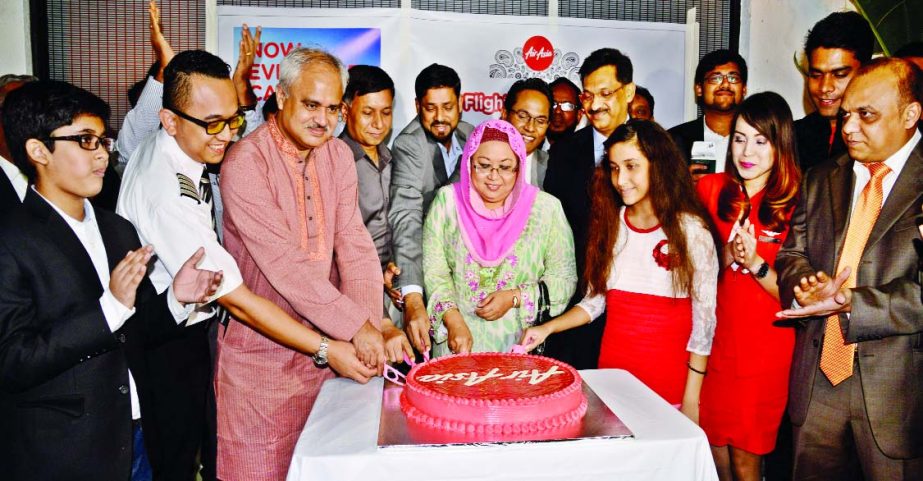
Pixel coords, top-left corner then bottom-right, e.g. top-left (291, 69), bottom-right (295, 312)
top-left (695, 92), bottom-right (801, 481)
top-left (522, 120), bottom-right (718, 423)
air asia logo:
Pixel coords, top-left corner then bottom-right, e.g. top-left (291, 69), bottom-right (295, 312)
top-left (488, 40), bottom-right (580, 82)
top-left (522, 36), bottom-right (554, 71)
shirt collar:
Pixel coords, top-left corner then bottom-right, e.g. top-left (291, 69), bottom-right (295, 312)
top-left (437, 131), bottom-right (463, 159)
top-left (32, 185), bottom-right (96, 227)
top-left (158, 129), bottom-right (206, 181)
top-left (852, 129), bottom-right (921, 177)
top-left (339, 130), bottom-right (392, 168)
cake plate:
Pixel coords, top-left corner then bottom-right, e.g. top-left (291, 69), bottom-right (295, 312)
top-left (377, 381), bottom-right (633, 448)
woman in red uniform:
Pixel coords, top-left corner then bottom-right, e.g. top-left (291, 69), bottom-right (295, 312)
top-left (522, 120), bottom-right (718, 423)
top-left (695, 92), bottom-right (801, 481)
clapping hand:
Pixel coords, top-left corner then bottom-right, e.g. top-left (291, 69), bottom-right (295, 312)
top-left (776, 268), bottom-right (852, 319)
top-left (148, 0), bottom-right (174, 82)
top-left (232, 24), bottom-right (261, 108)
top-left (171, 247), bottom-right (224, 305)
top-left (110, 246), bottom-right (155, 309)
top-left (732, 219), bottom-right (762, 270)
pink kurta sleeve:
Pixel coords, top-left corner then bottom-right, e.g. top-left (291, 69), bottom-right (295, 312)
top-left (329, 141), bottom-right (384, 330)
top-left (220, 129), bottom-right (379, 341)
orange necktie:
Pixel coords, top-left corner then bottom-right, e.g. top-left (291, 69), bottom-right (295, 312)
top-left (820, 162), bottom-right (891, 386)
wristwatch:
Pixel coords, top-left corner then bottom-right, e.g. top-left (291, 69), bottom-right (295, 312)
top-left (313, 336), bottom-right (329, 366)
top-left (753, 262), bottom-right (770, 279)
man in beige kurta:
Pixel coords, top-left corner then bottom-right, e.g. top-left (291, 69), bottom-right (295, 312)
top-left (216, 48), bottom-right (385, 481)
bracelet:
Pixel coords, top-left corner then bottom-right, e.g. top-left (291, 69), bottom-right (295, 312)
top-left (687, 362), bottom-right (707, 376)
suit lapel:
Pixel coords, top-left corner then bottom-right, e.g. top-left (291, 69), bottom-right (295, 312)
top-left (827, 155), bottom-right (854, 262)
top-left (24, 190), bottom-right (103, 294)
top-left (865, 143), bottom-right (923, 250)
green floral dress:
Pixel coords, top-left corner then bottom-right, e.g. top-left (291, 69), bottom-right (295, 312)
top-left (422, 186), bottom-right (577, 357)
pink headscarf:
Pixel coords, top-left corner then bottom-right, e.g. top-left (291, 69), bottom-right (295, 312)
top-left (453, 119), bottom-right (539, 267)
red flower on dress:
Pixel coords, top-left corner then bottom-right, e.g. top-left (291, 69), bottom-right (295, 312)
top-left (652, 239), bottom-right (674, 270)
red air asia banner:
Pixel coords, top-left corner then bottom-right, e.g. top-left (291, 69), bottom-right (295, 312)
top-left (217, 7), bottom-right (690, 139)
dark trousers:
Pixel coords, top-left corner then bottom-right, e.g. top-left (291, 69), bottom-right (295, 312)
top-left (141, 320), bottom-right (211, 481)
top-left (792, 360), bottom-right (923, 481)
top-left (200, 317), bottom-right (219, 481)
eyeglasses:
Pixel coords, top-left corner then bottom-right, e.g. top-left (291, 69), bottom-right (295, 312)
top-left (704, 73), bottom-right (743, 85)
top-left (579, 83), bottom-right (627, 104)
top-left (168, 107), bottom-right (245, 135)
top-left (552, 101), bottom-right (577, 112)
top-left (46, 134), bottom-right (115, 153)
top-left (472, 162), bottom-right (518, 177)
top-left (510, 109), bottom-right (549, 127)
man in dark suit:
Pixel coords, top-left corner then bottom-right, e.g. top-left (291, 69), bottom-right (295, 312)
top-left (502, 77), bottom-right (552, 188)
top-left (389, 63), bottom-right (474, 353)
top-left (793, 11), bottom-right (873, 173)
top-left (543, 48), bottom-right (635, 369)
top-left (668, 49), bottom-right (747, 181)
top-left (0, 74), bottom-right (37, 213)
top-left (776, 58), bottom-right (923, 480)
top-left (0, 80), bottom-right (220, 481)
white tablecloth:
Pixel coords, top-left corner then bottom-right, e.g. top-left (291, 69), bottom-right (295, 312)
top-left (287, 369), bottom-right (718, 481)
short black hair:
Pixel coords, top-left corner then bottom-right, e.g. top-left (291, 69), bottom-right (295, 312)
top-left (578, 48), bottom-right (633, 84)
top-left (2, 80), bottom-right (110, 182)
top-left (503, 78), bottom-right (553, 113)
top-left (633, 85), bottom-right (655, 112)
top-left (414, 63), bottom-right (461, 100)
top-left (695, 49), bottom-right (749, 85)
top-left (163, 50), bottom-right (231, 111)
top-left (804, 11), bottom-right (874, 64)
top-left (895, 41), bottom-right (923, 59)
top-left (549, 77), bottom-right (580, 99)
top-left (344, 65), bottom-right (395, 104)
top-left (262, 92), bottom-right (278, 121)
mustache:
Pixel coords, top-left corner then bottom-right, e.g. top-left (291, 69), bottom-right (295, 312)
top-left (306, 122), bottom-right (329, 130)
top-left (588, 106), bottom-right (609, 116)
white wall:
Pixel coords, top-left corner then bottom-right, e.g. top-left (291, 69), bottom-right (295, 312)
top-left (0, 0), bottom-right (31, 75)
top-left (740, 0), bottom-right (853, 118)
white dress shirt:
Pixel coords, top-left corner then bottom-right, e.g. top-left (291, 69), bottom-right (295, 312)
top-left (1, 155), bottom-right (28, 200)
top-left (702, 121), bottom-right (729, 173)
top-left (37, 190), bottom-right (142, 419)
top-left (117, 130), bottom-right (244, 325)
top-left (850, 129), bottom-right (920, 209)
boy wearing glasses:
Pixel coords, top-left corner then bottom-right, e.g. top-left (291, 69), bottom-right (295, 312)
top-left (0, 80), bottom-right (222, 481)
top-left (668, 49), bottom-right (748, 180)
top-left (118, 50), bottom-right (375, 481)
top-left (502, 77), bottom-right (553, 188)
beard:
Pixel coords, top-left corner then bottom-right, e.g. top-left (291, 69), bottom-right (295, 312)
top-left (422, 120), bottom-right (454, 144)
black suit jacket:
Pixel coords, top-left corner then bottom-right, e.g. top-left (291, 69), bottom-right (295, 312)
top-left (793, 112), bottom-right (847, 174)
top-left (543, 126), bottom-right (605, 369)
top-left (775, 141), bottom-right (923, 459)
top-left (0, 189), bottom-right (175, 481)
top-left (668, 116), bottom-right (705, 165)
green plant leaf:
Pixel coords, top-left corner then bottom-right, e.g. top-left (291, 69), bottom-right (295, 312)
top-left (851, 0), bottom-right (923, 55)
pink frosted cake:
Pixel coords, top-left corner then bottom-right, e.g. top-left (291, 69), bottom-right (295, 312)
top-left (399, 352), bottom-right (587, 439)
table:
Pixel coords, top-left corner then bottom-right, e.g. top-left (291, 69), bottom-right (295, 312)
top-left (287, 369), bottom-right (719, 481)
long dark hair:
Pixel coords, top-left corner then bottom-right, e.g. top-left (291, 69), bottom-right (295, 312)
top-left (585, 119), bottom-right (714, 297)
top-left (718, 92), bottom-right (801, 232)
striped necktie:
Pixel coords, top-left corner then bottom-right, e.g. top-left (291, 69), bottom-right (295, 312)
top-left (820, 161), bottom-right (891, 386)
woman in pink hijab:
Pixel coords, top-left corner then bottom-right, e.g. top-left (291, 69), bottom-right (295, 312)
top-left (422, 119), bottom-right (576, 356)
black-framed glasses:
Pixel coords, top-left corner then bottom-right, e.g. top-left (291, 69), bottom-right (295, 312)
top-left (704, 73), bottom-right (742, 85)
top-left (47, 134), bottom-right (115, 153)
top-left (168, 107), bottom-right (245, 135)
top-left (553, 101), bottom-right (577, 112)
top-left (510, 109), bottom-right (549, 127)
